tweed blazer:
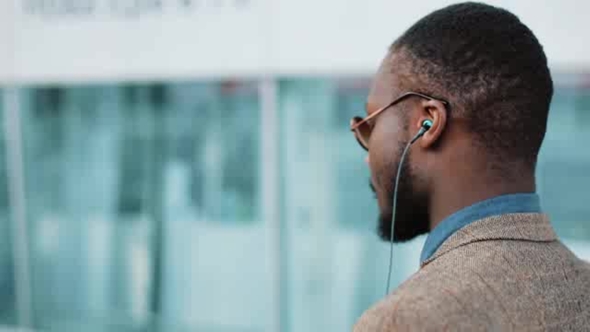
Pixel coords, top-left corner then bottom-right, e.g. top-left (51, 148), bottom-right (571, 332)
top-left (354, 213), bottom-right (590, 331)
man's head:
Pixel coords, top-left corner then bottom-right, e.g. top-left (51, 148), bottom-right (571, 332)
top-left (358, 2), bottom-right (553, 242)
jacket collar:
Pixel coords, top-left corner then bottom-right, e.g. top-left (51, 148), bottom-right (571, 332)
top-left (421, 213), bottom-right (557, 268)
top-left (420, 193), bottom-right (542, 263)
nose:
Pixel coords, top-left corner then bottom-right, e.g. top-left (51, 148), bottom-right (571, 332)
top-left (365, 154), bottom-right (370, 165)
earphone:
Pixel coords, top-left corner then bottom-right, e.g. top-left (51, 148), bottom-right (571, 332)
top-left (385, 119), bottom-right (433, 295)
top-left (412, 119), bottom-right (433, 143)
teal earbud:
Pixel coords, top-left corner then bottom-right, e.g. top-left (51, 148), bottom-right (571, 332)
top-left (422, 119), bottom-right (434, 130)
top-left (410, 119), bottom-right (434, 144)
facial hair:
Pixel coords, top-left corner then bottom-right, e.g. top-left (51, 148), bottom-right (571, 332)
top-left (374, 146), bottom-right (430, 243)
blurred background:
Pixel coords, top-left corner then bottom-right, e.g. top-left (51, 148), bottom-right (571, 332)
top-left (0, 0), bottom-right (588, 331)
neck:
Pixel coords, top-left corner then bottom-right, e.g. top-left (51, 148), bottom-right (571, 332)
top-left (428, 164), bottom-right (536, 231)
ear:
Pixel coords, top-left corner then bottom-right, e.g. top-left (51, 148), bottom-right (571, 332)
top-left (416, 99), bottom-right (448, 149)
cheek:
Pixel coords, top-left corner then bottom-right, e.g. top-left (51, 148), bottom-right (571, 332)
top-left (368, 131), bottom-right (399, 193)
top-left (370, 159), bottom-right (395, 217)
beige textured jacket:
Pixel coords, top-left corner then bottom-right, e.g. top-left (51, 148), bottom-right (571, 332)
top-left (354, 213), bottom-right (590, 331)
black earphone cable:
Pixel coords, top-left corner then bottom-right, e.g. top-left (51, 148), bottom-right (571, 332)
top-left (385, 124), bottom-right (430, 296)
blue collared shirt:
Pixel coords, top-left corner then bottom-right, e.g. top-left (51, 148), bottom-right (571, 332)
top-left (420, 193), bottom-right (542, 264)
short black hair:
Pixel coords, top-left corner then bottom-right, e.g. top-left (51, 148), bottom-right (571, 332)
top-left (391, 2), bottom-right (553, 169)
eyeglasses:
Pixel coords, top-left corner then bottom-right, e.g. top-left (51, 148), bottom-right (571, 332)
top-left (350, 91), bottom-right (449, 151)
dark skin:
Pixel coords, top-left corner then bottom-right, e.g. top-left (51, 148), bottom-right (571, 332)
top-left (366, 51), bottom-right (537, 241)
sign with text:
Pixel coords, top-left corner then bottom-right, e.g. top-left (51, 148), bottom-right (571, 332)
top-left (22, 0), bottom-right (251, 18)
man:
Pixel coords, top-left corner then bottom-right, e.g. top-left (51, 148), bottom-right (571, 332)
top-left (350, 2), bottom-right (590, 331)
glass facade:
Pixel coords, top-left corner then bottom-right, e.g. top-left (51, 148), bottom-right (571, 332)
top-left (0, 74), bottom-right (587, 331)
top-left (538, 84), bottom-right (590, 240)
top-left (0, 93), bottom-right (17, 326)
top-left (16, 82), bottom-right (270, 331)
top-left (278, 79), bottom-right (421, 332)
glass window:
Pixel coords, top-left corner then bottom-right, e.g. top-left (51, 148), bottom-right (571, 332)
top-left (19, 81), bottom-right (269, 331)
top-left (278, 78), bottom-right (423, 332)
top-left (4, 74), bottom-right (589, 332)
top-left (0, 91), bottom-right (17, 326)
top-left (538, 83), bottom-right (590, 243)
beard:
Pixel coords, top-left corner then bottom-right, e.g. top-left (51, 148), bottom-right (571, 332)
top-left (373, 151), bottom-right (430, 243)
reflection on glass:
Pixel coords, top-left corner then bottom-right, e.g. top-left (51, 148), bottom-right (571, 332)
top-left (0, 93), bottom-right (16, 326)
top-left (19, 81), bottom-right (267, 331)
top-left (1, 74), bottom-right (587, 332)
top-left (538, 83), bottom-right (590, 242)
top-left (278, 79), bottom-right (422, 332)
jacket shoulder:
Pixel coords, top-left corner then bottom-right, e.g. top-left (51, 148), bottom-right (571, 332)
top-left (353, 267), bottom-right (496, 332)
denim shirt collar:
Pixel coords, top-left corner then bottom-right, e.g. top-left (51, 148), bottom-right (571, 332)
top-left (420, 193), bottom-right (542, 264)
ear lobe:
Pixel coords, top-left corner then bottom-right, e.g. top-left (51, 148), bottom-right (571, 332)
top-left (417, 99), bottom-right (447, 149)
